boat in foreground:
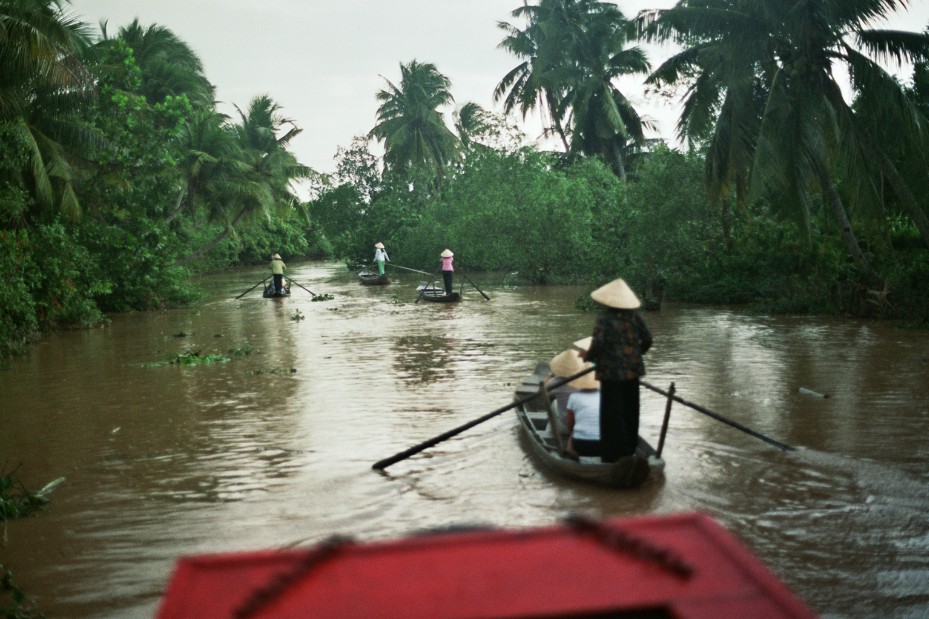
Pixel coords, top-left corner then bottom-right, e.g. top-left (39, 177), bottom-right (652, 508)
top-left (156, 512), bottom-right (816, 618)
top-left (514, 363), bottom-right (664, 488)
top-left (416, 284), bottom-right (461, 302)
top-left (358, 271), bottom-right (390, 285)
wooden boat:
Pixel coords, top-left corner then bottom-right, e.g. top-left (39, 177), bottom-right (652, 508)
top-left (156, 512), bottom-right (817, 618)
top-left (416, 284), bottom-right (461, 303)
top-left (358, 271), bottom-right (390, 285)
top-left (514, 363), bottom-right (664, 488)
top-left (263, 283), bottom-right (290, 298)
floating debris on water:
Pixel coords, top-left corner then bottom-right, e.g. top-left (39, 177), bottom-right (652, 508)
top-left (799, 387), bottom-right (829, 398)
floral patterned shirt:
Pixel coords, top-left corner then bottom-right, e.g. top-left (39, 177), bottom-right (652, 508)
top-left (585, 309), bottom-right (652, 381)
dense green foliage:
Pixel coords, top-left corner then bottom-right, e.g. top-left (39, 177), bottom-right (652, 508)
top-left (0, 0), bottom-right (311, 359)
top-left (3, 0), bottom-right (929, 363)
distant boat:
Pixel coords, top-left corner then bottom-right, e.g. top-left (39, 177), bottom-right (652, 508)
top-left (416, 284), bottom-right (461, 303)
top-left (514, 363), bottom-right (664, 488)
top-left (358, 271), bottom-right (390, 286)
top-left (156, 512), bottom-right (817, 618)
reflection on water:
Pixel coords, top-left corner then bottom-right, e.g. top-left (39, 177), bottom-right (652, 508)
top-left (1, 262), bottom-right (928, 618)
top-left (392, 334), bottom-right (455, 384)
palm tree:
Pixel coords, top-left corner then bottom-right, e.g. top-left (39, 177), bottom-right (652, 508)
top-left (641, 0), bottom-right (929, 282)
top-left (168, 107), bottom-right (237, 223)
top-left (176, 95), bottom-right (310, 265)
top-left (103, 19), bottom-right (215, 108)
top-left (369, 60), bottom-right (459, 177)
top-left (0, 0), bottom-right (96, 220)
top-left (453, 102), bottom-right (493, 148)
top-left (495, 2), bottom-right (572, 150)
top-left (495, 0), bottom-right (651, 176)
top-left (559, 10), bottom-right (652, 178)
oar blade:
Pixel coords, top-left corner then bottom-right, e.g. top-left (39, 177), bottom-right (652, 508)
top-left (235, 276), bottom-right (270, 299)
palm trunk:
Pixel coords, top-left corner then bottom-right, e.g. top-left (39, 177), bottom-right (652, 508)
top-left (814, 161), bottom-right (881, 286)
top-left (165, 188), bottom-right (187, 224)
top-left (174, 205), bottom-right (250, 267)
top-left (545, 93), bottom-right (571, 152)
top-left (610, 141), bottom-right (627, 180)
top-left (865, 136), bottom-right (929, 250)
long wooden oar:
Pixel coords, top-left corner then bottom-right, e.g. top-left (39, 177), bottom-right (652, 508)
top-left (389, 264), bottom-right (433, 277)
top-left (415, 272), bottom-right (442, 303)
top-left (323, 270), bottom-right (356, 283)
top-left (641, 380), bottom-right (795, 452)
top-left (372, 366), bottom-right (596, 470)
top-left (287, 278), bottom-right (318, 297)
top-left (459, 269), bottom-right (491, 301)
top-left (414, 282), bottom-right (429, 303)
top-left (235, 276), bottom-right (270, 299)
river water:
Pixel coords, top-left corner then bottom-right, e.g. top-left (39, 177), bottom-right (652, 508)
top-left (1, 261), bottom-right (928, 618)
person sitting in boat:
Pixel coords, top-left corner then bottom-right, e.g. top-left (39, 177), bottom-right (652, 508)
top-left (270, 253), bottom-right (286, 294)
top-left (440, 249), bottom-right (454, 295)
top-left (544, 348), bottom-right (593, 435)
top-left (565, 369), bottom-right (602, 458)
top-left (374, 242), bottom-right (389, 275)
top-left (581, 278), bottom-right (652, 463)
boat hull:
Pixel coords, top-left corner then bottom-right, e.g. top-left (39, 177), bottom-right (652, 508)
top-left (514, 364), bottom-right (663, 488)
top-left (157, 513), bottom-right (817, 619)
top-left (262, 285), bottom-right (290, 298)
top-left (417, 285), bottom-right (461, 302)
top-left (358, 271), bottom-right (390, 285)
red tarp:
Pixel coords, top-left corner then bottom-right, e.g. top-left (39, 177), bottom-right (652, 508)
top-left (156, 512), bottom-right (816, 618)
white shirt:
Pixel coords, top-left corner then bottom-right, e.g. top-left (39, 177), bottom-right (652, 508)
top-left (374, 248), bottom-right (389, 262)
top-left (567, 390), bottom-right (600, 441)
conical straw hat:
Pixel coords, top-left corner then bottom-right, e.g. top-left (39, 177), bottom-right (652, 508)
top-left (572, 336), bottom-right (592, 352)
top-left (590, 278), bottom-right (640, 309)
top-left (440, 249), bottom-right (454, 257)
top-left (271, 253), bottom-right (282, 259)
top-left (375, 242), bottom-right (385, 249)
top-left (548, 349), bottom-right (599, 390)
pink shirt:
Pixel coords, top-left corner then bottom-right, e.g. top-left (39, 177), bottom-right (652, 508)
top-left (441, 256), bottom-right (454, 271)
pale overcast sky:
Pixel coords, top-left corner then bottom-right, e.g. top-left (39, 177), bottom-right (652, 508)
top-left (67, 1), bottom-right (929, 174)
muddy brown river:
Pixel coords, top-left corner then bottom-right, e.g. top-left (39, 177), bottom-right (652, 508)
top-left (2, 261), bottom-right (928, 617)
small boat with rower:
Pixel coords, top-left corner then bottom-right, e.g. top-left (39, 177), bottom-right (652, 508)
top-left (514, 363), bottom-right (664, 488)
top-left (416, 284), bottom-right (461, 303)
top-left (358, 271), bottom-right (390, 285)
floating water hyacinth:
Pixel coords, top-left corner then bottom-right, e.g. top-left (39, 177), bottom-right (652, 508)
top-left (141, 342), bottom-right (253, 367)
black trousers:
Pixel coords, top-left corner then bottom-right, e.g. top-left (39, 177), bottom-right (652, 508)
top-left (599, 379), bottom-right (640, 462)
top-left (273, 274), bottom-right (284, 292)
top-left (442, 271), bottom-right (453, 295)
top-left (572, 438), bottom-right (601, 457)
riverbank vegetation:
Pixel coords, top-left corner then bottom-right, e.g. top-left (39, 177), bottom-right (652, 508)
top-left (3, 0), bottom-right (929, 361)
top-left (1, 468), bottom-right (63, 618)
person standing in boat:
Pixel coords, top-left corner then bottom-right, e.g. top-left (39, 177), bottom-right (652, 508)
top-left (565, 370), bottom-right (602, 458)
top-left (440, 249), bottom-right (454, 295)
top-left (373, 242), bottom-right (389, 275)
top-left (581, 278), bottom-right (652, 462)
top-left (270, 253), bottom-right (286, 295)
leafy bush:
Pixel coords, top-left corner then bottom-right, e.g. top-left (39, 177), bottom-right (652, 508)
top-left (78, 219), bottom-right (198, 312)
top-left (0, 231), bottom-right (38, 359)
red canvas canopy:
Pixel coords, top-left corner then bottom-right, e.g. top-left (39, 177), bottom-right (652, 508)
top-left (156, 512), bottom-right (816, 618)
